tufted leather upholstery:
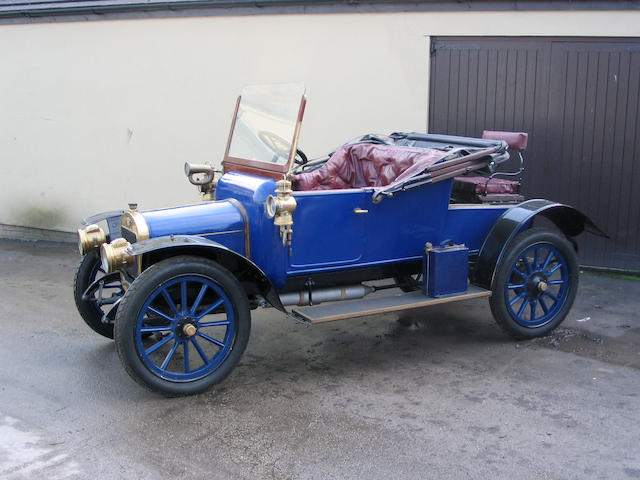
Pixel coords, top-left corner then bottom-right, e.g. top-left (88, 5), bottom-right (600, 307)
top-left (294, 143), bottom-right (448, 191)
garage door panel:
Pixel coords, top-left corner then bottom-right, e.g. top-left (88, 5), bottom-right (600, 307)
top-left (430, 37), bottom-right (640, 270)
top-left (619, 54), bottom-right (640, 258)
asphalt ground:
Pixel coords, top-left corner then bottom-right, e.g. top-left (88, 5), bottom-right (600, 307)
top-left (1, 239), bottom-right (639, 480)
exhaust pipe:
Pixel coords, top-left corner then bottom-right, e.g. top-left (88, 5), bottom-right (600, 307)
top-left (279, 284), bottom-right (374, 307)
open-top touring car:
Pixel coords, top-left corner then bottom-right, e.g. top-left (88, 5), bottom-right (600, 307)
top-left (74, 83), bottom-right (605, 396)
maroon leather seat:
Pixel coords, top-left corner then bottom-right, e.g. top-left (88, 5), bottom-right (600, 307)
top-left (294, 143), bottom-right (448, 191)
top-left (482, 130), bottom-right (528, 151)
top-left (452, 130), bottom-right (526, 199)
top-left (452, 176), bottom-right (519, 195)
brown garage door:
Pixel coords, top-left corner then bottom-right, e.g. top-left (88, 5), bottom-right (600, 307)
top-left (429, 37), bottom-right (640, 271)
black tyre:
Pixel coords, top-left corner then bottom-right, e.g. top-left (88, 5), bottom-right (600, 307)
top-left (114, 256), bottom-right (251, 396)
top-left (490, 228), bottom-right (579, 340)
top-left (73, 252), bottom-right (124, 339)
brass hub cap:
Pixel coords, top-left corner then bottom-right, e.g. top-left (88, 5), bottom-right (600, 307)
top-left (182, 324), bottom-right (197, 337)
top-left (526, 273), bottom-right (549, 298)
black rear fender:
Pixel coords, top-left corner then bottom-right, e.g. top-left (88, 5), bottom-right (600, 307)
top-left (474, 199), bottom-right (607, 289)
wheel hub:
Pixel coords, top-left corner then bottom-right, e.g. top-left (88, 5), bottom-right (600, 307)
top-left (176, 317), bottom-right (197, 339)
top-left (526, 273), bottom-right (548, 298)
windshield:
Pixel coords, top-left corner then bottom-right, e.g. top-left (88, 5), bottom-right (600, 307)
top-left (227, 83), bottom-right (306, 166)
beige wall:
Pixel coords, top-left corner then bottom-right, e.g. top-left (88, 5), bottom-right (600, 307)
top-left (1, 10), bottom-right (639, 231)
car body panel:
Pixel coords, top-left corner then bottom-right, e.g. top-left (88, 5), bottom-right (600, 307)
top-left (213, 170), bottom-right (513, 285)
top-left (214, 171), bottom-right (287, 288)
top-left (140, 201), bottom-right (246, 256)
top-left (289, 189), bottom-right (367, 269)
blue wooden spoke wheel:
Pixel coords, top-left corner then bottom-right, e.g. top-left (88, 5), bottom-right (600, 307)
top-left (490, 228), bottom-right (579, 340)
top-left (114, 256), bottom-right (250, 396)
top-left (73, 251), bottom-right (125, 339)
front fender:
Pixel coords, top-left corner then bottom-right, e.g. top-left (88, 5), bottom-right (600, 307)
top-left (474, 199), bottom-right (607, 290)
top-left (127, 235), bottom-right (285, 312)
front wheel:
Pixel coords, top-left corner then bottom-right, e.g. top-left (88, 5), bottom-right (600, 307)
top-left (73, 252), bottom-right (124, 339)
top-left (490, 228), bottom-right (579, 340)
top-left (114, 256), bottom-right (251, 396)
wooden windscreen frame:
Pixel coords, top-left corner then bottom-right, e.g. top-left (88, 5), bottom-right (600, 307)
top-left (222, 94), bottom-right (307, 180)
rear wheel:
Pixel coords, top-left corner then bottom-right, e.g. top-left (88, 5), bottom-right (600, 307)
top-left (490, 228), bottom-right (578, 340)
top-left (114, 256), bottom-right (250, 396)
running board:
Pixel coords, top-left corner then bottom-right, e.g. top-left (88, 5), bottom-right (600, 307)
top-left (291, 286), bottom-right (491, 324)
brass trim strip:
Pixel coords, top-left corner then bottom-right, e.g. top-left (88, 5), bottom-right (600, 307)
top-left (222, 96), bottom-right (241, 173)
top-left (195, 230), bottom-right (244, 237)
top-left (227, 198), bottom-right (251, 260)
top-left (286, 94), bottom-right (307, 176)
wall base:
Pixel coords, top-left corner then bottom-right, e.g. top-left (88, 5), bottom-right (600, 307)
top-left (0, 223), bottom-right (75, 244)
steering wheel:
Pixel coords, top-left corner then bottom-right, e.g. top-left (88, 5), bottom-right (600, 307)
top-left (294, 148), bottom-right (308, 165)
top-left (258, 130), bottom-right (308, 165)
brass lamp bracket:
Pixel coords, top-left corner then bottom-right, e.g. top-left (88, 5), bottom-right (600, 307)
top-left (266, 178), bottom-right (297, 246)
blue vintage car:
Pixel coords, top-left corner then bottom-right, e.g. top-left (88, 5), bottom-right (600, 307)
top-left (74, 83), bottom-right (605, 396)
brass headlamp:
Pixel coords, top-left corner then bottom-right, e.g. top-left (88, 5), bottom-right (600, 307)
top-left (266, 178), bottom-right (297, 246)
top-left (99, 203), bottom-right (145, 273)
top-left (77, 224), bottom-right (106, 255)
top-left (100, 238), bottom-right (134, 273)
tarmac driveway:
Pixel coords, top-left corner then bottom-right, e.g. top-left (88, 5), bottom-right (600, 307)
top-left (1, 239), bottom-right (639, 480)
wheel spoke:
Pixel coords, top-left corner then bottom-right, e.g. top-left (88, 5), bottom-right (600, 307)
top-left (539, 297), bottom-right (549, 314)
top-left (145, 333), bottom-right (175, 355)
top-left (521, 255), bottom-right (533, 274)
top-left (509, 291), bottom-right (526, 307)
top-left (529, 299), bottom-right (537, 321)
top-left (513, 268), bottom-right (528, 280)
top-left (543, 291), bottom-right (559, 303)
top-left (161, 288), bottom-right (179, 316)
top-left (147, 306), bottom-right (175, 323)
top-left (181, 280), bottom-right (188, 314)
top-left (198, 320), bottom-right (230, 328)
top-left (191, 284), bottom-right (208, 315)
top-left (195, 298), bottom-right (224, 320)
top-left (140, 325), bottom-right (172, 333)
top-left (507, 283), bottom-right (526, 290)
top-left (546, 263), bottom-right (562, 276)
top-left (191, 338), bottom-right (209, 363)
top-left (541, 251), bottom-right (553, 271)
top-left (160, 340), bottom-right (180, 370)
top-left (196, 331), bottom-right (225, 348)
top-left (516, 297), bottom-right (529, 319)
top-left (533, 248), bottom-right (540, 270)
top-left (548, 280), bottom-right (565, 286)
top-left (184, 342), bottom-right (190, 373)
